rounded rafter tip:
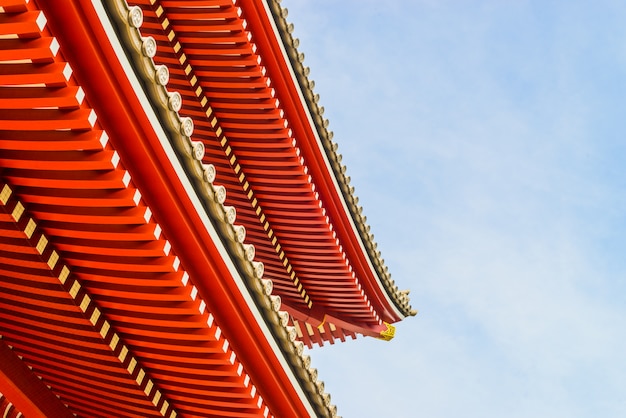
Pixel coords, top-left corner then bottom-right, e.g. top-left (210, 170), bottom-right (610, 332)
top-left (168, 91), bottom-right (182, 112)
top-left (294, 340), bottom-right (305, 356)
top-left (316, 380), bottom-right (324, 393)
top-left (278, 311), bottom-right (290, 327)
top-left (285, 326), bottom-right (297, 342)
top-left (141, 36), bottom-right (157, 58)
top-left (190, 140), bottom-right (204, 161)
top-left (243, 243), bottom-right (255, 261)
top-left (127, 6), bottom-right (143, 28)
top-left (180, 117), bottom-right (194, 138)
top-left (269, 295), bottom-right (281, 312)
top-left (202, 164), bottom-right (216, 183)
top-left (259, 278), bottom-right (273, 296)
top-left (224, 206), bottom-right (236, 224)
top-left (233, 224), bottom-right (246, 243)
top-left (252, 261), bottom-right (264, 279)
top-left (213, 184), bottom-right (227, 204)
top-left (154, 64), bottom-right (169, 86)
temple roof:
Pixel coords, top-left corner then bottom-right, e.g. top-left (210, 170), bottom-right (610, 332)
top-left (0, 0), bottom-right (414, 416)
top-left (265, 0), bottom-right (415, 319)
top-left (0, 0), bottom-right (334, 415)
top-left (111, 0), bottom-right (415, 347)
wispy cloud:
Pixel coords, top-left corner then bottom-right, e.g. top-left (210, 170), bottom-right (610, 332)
top-left (284, 0), bottom-right (626, 416)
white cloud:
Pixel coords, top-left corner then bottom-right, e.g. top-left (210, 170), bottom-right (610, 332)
top-left (282, 1), bottom-right (626, 416)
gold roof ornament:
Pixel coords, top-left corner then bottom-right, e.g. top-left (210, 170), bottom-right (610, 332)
top-left (378, 322), bottom-right (396, 341)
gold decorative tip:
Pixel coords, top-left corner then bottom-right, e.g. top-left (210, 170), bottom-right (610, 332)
top-left (378, 322), bottom-right (396, 341)
top-left (317, 314), bottom-right (327, 329)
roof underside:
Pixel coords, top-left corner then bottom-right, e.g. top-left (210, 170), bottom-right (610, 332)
top-left (0, 0), bottom-right (413, 415)
top-left (0, 7), bottom-right (275, 411)
top-left (123, 0), bottom-right (414, 347)
top-left (0, 0), bottom-right (336, 416)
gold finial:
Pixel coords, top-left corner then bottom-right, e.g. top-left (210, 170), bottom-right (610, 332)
top-left (378, 322), bottom-right (396, 341)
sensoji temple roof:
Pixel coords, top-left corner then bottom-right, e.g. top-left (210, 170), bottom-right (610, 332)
top-left (0, 0), bottom-right (415, 417)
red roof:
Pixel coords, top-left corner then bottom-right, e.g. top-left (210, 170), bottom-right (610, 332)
top-left (0, 0), bottom-right (413, 416)
top-left (119, 0), bottom-right (414, 347)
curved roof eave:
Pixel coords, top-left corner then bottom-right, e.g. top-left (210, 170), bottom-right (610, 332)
top-left (250, 0), bottom-right (416, 319)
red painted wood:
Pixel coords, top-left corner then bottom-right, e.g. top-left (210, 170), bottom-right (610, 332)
top-left (238, 0), bottom-right (402, 323)
top-left (36, 1), bottom-right (314, 415)
top-left (0, 339), bottom-right (75, 418)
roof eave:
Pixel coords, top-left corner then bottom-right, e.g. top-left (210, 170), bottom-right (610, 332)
top-left (37, 0), bottom-right (337, 415)
top-left (242, 0), bottom-right (416, 320)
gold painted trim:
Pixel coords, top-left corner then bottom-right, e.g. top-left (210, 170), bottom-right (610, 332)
top-left (24, 218), bottom-right (36, 238)
top-left (11, 201), bottom-right (24, 222)
top-left (0, 184), bottom-right (11, 204)
top-left (377, 322), bottom-right (396, 341)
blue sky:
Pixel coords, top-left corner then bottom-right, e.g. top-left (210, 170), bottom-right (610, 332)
top-left (281, 1), bottom-right (626, 417)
